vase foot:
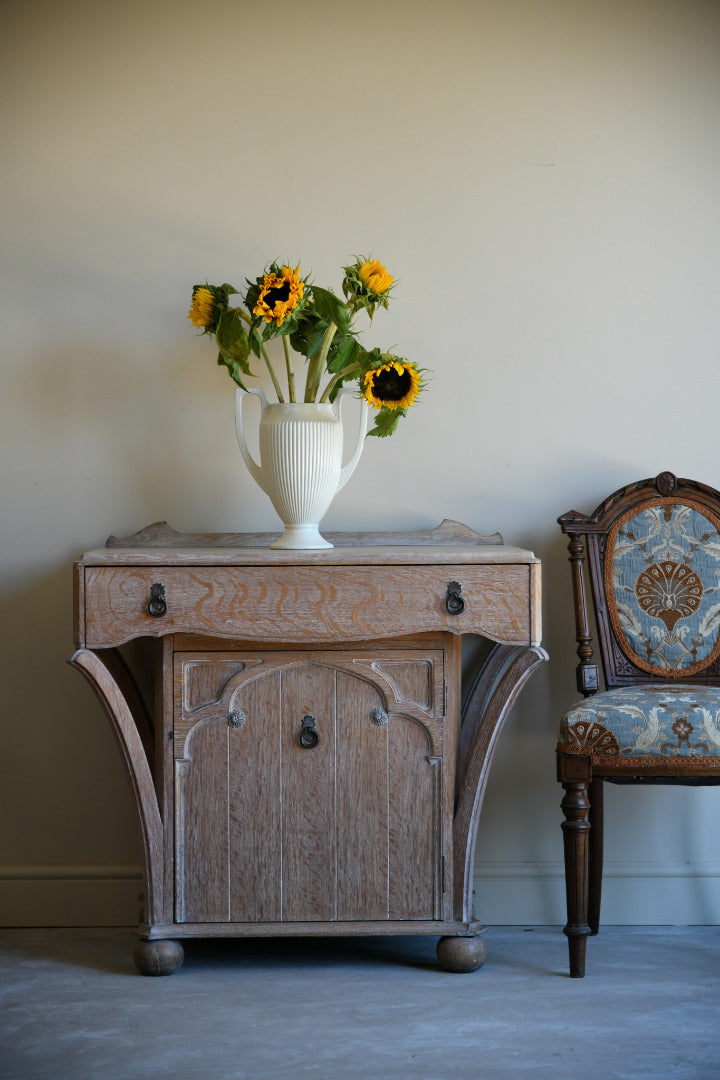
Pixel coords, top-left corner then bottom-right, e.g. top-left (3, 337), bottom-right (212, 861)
top-left (271, 525), bottom-right (333, 550)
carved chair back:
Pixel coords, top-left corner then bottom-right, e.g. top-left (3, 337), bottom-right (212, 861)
top-left (559, 471), bottom-right (720, 696)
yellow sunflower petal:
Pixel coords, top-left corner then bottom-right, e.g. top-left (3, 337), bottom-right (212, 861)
top-left (358, 259), bottom-right (394, 295)
top-left (253, 266), bottom-right (305, 326)
top-left (188, 286), bottom-right (215, 327)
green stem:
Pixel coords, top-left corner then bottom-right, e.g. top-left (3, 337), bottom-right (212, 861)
top-left (305, 322), bottom-right (337, 402)
top-left (282, 335), bottom-right (296, 403)
top-left (319, 363), bottom-right (362, 404)
top-left (225, 309), bottom-right (285, 401)
top-left (261, 343), bottom-right (284, 402)
top-left (243, 315), bottom-right (284, 402)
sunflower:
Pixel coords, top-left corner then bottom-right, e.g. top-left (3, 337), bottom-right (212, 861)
top-left (188, 284), bottom-right (229, 333)
top-left (252, 265), bottom-right (305, 327)
top-left (363, 358), bottom-right (422, 411)
top-left (358, 259), bottom-right (394, 296)
top-left (188, 286), bottom-right (215, 327)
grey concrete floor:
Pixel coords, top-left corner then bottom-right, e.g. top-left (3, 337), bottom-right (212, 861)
top-left (1, 926), bottom-right (719, 1080)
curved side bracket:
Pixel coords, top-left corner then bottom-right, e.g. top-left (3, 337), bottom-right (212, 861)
top-left (453, 643), bottom-right (549, 922)
top-left (96, 648), bottom-right (155, 774)
top-left (69, 648), bottom-right (164, 925)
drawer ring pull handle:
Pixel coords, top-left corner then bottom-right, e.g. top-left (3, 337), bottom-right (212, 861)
top-left (445, 580), bottom-right (465, 615)
top-left (299, 714), bottom-right (320, 749)
top-left (147, 582), bottom-right (168, 618)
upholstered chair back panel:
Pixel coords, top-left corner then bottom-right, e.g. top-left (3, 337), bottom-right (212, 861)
top-left (605, 499), bottom-right (720, 679)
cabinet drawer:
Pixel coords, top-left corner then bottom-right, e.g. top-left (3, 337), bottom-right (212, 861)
top-left (82, 563), bottom-right (534, 647)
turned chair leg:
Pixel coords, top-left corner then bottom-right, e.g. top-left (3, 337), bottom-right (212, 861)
top-left (588, 777), bottom-right (604, 935)
top-left (560, 777), bottom-right (591, 978)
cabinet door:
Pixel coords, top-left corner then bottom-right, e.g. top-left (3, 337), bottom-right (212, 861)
top-left (174, 657), bottom-right (282, 923)
top-left (173, 651), bottom-right (446, 924)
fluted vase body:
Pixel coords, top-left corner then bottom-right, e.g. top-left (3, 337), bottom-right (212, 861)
top-left (235, 390), bottom-right (367, 549)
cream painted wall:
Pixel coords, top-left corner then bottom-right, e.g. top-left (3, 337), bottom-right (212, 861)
top-left (2, 0), bottom-right (720, 927)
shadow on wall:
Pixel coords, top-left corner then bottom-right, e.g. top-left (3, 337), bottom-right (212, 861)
top-left (0, 563), bottom-right (142, 875)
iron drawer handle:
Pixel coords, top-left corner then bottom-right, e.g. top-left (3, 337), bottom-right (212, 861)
top-left (147, 582), bottom-right (167, 617)
top-left (445, 581), bottom-right (465, 615)
top-left (299, 715), bottom-right (320, 749)
top-left (227, 710), bottom-right (246, 730)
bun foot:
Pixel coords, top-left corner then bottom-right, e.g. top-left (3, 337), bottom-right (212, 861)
top-left (436, 935), bottom-right (487, 973)
top-left (133, 938), bottom-right (184, 976)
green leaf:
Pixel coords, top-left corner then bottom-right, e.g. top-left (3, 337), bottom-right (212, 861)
top-left (367, 406), bottom-right (403, 438)
top-left (289, 315), bottom-right (327, 359)
top-left (217, 351), bottom-right (249, 391)
top-left (309, 286), bottom-right (351, 333)
top-left (215, 309), bottom-right (251, 372)
top-left (327, 334), bottom-right (360, 373)
top-left (304, 328), bottom-right (328, 358)
top-left (248, 323), bottom-right (263, 359)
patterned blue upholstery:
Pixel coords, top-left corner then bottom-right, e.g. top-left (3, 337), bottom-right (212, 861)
top-left (607, 501), bottom-right (720, 677)
top-left (560, 685), bottom-right (720, 761)
top-left (557, 489), bottom-right (720, 765)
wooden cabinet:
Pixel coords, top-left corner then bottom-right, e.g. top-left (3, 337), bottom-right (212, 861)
top-left (71, 520), bottom-right (546, 975)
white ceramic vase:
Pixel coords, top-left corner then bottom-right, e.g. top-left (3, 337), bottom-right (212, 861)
top-left (235, 388), bottom-right (367, 549)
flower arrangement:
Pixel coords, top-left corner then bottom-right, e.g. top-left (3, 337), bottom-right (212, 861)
top-left (188, 257), bottom-right (424, 438)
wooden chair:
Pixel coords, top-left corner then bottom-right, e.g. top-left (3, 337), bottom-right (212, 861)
top-left (557, 471), bottom-right (720, 977)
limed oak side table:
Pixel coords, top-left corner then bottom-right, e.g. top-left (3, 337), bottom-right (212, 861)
top-left (71, 519), bottom-right (546, 975)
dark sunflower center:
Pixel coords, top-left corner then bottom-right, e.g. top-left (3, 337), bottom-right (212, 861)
top-left (372, 366), bottom-right (411, 401)
top-left (264, 282), bottom-right (291, 307)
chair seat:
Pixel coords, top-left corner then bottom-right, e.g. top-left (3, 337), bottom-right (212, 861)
top-left (559, 685), bottom-right (720, 763)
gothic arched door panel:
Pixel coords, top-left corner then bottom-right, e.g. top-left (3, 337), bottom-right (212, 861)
top-left (174, 650), bottom-right (446, 925)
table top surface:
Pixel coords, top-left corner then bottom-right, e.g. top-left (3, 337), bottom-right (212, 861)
top-left (78, 519), bottom-right (540, 567)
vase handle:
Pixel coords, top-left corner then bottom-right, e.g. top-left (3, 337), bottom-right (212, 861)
top-left (235, 387), bottom-right (269, 494)
top-left (335, 391), bottom-right (368, 494)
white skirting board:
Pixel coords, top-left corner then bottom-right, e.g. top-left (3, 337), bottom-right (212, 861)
top-left (1, 863), bottom-right (719, 927)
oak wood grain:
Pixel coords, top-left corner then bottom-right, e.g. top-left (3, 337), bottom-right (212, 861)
top-left (159, 637), bottom-right (175, 926)
top-left (82, 543), bottom-right (534, 567)
top-left (175, 721), bottom-right (229, 923)
top-left (336, 671), bottom-right (389, 921)
top-left (140, 918), bottom-right (485, 939)
top-left (228, 671), bottom-right (282, 923)
top-left (453, 644), bottom-right (549, 922)
top-left (82, 563), bottom-right (535, 647)
top-left (71, 526), bottom-right (545, 972)
top-left (171, 650), bottom-right (447, 926)
top-left (389, 718), bottom-right (439, 920)
top-left (106, 518), bottom-right (503, 549)
top-left (69, 649), bottom-right (164, 925)
top-left (281, 663), bottom-right (337, 921)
